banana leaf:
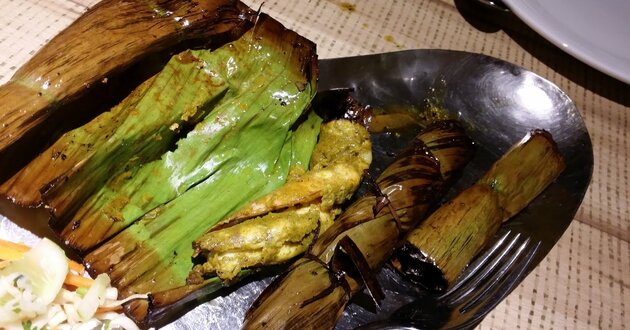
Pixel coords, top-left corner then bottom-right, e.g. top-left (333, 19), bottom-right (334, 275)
top-left (0, 0), bottom-right (254, 177)
top-left (79, 13), bottom-right (317, 304)
top-left (122, 97), bottom-right (368, 328)
top-left (52, 17), bottom-right (317, 251)
top-left (2, 46), bottom-right (236, 211)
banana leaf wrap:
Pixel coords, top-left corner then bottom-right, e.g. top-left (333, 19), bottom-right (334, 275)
top-left (124, 94), bottom-right (370, 328)
top-left (49, 15), bottom-right (318, 252)
top-left (0, 0), bottom-right (255, 179)
top-left (391, 130), bottom-right (566, 292)
top-left (243, 120), bottom-right (475, 329)
top-left (3, 45), bottom-right (235, 212)
top-left (70, 14), bottom-right (318, 324)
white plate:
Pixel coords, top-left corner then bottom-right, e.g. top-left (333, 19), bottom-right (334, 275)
top-left (503, 0), bottom-right (630, 84)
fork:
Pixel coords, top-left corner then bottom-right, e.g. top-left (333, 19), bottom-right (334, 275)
top-left (357, 230), bottom-right (541, 329)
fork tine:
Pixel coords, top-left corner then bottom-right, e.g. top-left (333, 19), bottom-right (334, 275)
top-left (458, 237), bottom-right (532, 313)
top-left (442, 230), bottom-right (512, 296)
top-left (442, 232), bottom-right (521, 305)
top-left (448, 240), bottom-right (541, 330)
top-left (360, 235), bottom-right (542, 330)
top-left (466, 240), bottom-right (541, 315)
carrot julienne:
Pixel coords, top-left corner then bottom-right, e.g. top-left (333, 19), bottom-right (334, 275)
top-left (0, 239), bottom-right (30, 252)
top-left (64, 272), bottom-right (95, 288)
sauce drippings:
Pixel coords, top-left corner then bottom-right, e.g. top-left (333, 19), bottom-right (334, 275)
top-left (338, 2), bottom-right (356, 13)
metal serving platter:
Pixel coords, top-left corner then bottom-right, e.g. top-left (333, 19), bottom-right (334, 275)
top-left (0, 49), bottom-right (592, 329)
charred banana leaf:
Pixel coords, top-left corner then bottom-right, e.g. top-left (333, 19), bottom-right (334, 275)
top-left (0, 0), bottom-right (253, 176)
top-left (81, 13), bottom-right (317, 312)
top-left (53, 15), bottom-right (317, 252)
top-left (123, 95), bottom-right (369, 327)
top-left (2, 45), bottom-right (236, 209)
top-left (243, 120), bottom-right (475, 329)
top-left (189, 119), bottom-right (372, 282)
top-left (391, 130), bottom-right (565, 292)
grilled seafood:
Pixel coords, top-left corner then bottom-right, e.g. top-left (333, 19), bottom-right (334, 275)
top-left (243, 120), bottom-right (475, 329)
top-left (189, 119), bottom-right (372, 281)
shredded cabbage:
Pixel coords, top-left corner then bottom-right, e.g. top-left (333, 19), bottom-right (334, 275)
top-left (0, 238), bottom-right (144, 330)
top-left (0, 238), bottom-right (67, 305)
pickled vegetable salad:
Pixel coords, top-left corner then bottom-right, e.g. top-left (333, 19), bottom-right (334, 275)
top-left (0, 238), bottom-right (145, 330)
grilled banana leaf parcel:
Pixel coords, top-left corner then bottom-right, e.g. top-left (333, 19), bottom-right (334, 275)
top-left (124, 97), bottom-right (371, 327)
top-left (80, 13), bottom-right (317, 305)
top-left (2, 45), bottom-right (236, 210)
top-left (50, 15), bottom-right (316, 251)
top-left (391, 130), bottom-right (565, 292)
top-left (0, 0), bottom-right (253, 174)
top-left (243, 120), bottom-right (475, 329)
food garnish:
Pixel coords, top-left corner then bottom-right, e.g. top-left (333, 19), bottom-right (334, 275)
top-left (0, 238), bottom-right (146, 329)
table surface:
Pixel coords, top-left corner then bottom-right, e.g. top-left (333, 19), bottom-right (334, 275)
top-left (0, 0), bottom-right (628, 329)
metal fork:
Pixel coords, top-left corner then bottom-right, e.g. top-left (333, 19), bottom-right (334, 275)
top-left (357, 230), bottom-right (541, 329)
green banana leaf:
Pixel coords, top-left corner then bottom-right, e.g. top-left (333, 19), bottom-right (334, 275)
top-left (55, 16), bottom-right (318, 252)
top-left (77, 15), bottom-right (318, 301)
top-left (1, 47), bottom-right (230, 209)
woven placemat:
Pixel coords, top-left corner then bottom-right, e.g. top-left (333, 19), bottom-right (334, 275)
top-left (0, 0), bottom-right (627, 329)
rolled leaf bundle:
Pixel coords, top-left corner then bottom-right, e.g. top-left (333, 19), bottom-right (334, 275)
top-left (0, 0), bottom-right (254, 176)
top-left (391, 130), bottom-right (566, 292)
top-left (122, 95), bottom-right (371, 327)
top-left (243, 120), bottom-right (475, 329)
